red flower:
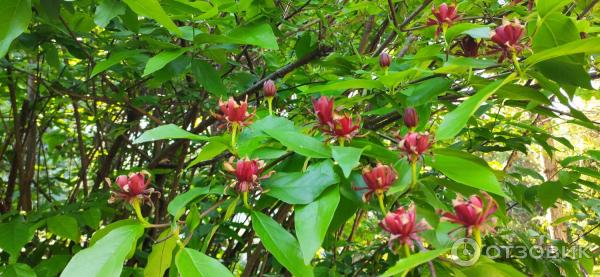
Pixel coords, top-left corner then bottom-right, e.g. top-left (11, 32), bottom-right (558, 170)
top-left (403, 107), bottom-right (418, 129)
top-left (427, 3), bottom-right (460, 38)
top-left (491, 19), bottom-right (525, 62)
top-left (332, 114), bottom-right (360, 141)
top-left (459, 36), bottom-right (481, 57)
top-left (441, 192), bottom-right (498, 235)
top-left (379, 52), bottom-right (391, 68)
top-left (380, 205), bottom-right (431, 249)
top-left (312, 96), bottom-right (335, 131)
top-left (357, 164), bottom-right (398, 201)
top-left (263, 79), bottom-right (277, 98)
top-left (398, 132), bottom-right (433, 162)
top-left (215, 97), bottom-right (254, 127)
top-left (223, 157), bottom-right (272, 193)
top-left (107, 171), bottom-right (156, 204)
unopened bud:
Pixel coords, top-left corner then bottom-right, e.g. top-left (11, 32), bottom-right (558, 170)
top-left (403, 107), bottom-right (418, 128)
top-left (263, 79), bottom-right (277, 98)
top-left (379, 52), bottom-right (391, 68)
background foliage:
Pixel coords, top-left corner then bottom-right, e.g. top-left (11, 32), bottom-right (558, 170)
top-left (0, 0), bottom-right (599, 276)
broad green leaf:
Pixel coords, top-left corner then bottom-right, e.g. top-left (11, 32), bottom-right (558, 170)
top-left (121, 0), bottom-right (182, 36)
top-left (191, 59), bottom-right (227, 97)
top-left (251, 211), bottom-right (314, 277)
top-left (524, 37), bottom-right (600, 68)
top-left (300, 79), bottom-right (384, 95)
top-left (34, 255), bottom-right (70, 277)
top-left (461, 258), bottom-right (527, 277)
top-left (186, 141), bottom-right (229, 170)
top-left (405, 77), bottom-right (452, 106)
top-left (167, 187), bottom-right (211, 220)
top-left (331, 146), bottom-right (363, 178)
top-left (536, 0), bottom-right (571, 17)
top-left (195, 23), bottom-right (278, 49)
top-left (94, 0), bottom-right (126, 28)
top-left (351, 139), bottom-right (398, 164)
top-left (47, 215), bottom-right (80, 242)
top-left (176, 248), bottom-right (233, 277)
top-left (133, 124), bottom-right (209, 144)
top-left (430, 149), bottom-right (507, 197)
top-left (264, 160), bottom-right (340, 204)
top-left (445, 23), bottom-right (490, 42)
top-left (381, 248), bottom-right (450, 276)
top-left (2, 263), bottom-right (36, 277)
top-left (81, 207), bottom-right (102, 229)
top-left (538, 181), bottom-right (562, 209)
top-left (91, 50), bottom-right (138, 77)
top-left (0, 0), bottom-right (32, 58)
top-left (144, 229), bottom-right (178, 277)
top-left (89, 219), bottom-right (139, 246)
top-left (61, 224), bottom-right (144, 277)
top-left (143, 48), bottom-right (188, 76)
top-left (436, 74), bottom-right (515, 141)
top-left (295, 186), bottom-right (340, 264)
top-left (0, 221), bottom-right (35, 260)
top-left (264, 129), bottom-right (331, 158)
top-left (470, 77), bottom-right (550, 104)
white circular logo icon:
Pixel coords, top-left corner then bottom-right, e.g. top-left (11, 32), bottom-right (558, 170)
top-left (450, 238), bottom-right (481, 266)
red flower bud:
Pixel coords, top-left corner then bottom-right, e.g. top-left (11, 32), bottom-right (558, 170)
top-left (332, 114), bottom-right (360, 142)
top-left (427, 3), bottom-right (460, 38)
top-left (491, 19), bottom-right (525, 62)
top-left (440, 192), bottom-right (498, 236)
top-left (108, 171), bottom-right (156, 204)
top-left (403, 107), bottom-right (418, 129)
top-left (380, 205), bottom-right (431, 249)
top-left (379, 52), bottom-right (391, 68)
top-left (215, 97), bottom-right (255, 127)
top-left (312, 96), bottom-right (335, 132)
top-left (459, 36), bottom-right (481, 57)
top-left (357, 164), bottom-right (397, 201)
top-left (223, 157), bottom-right (273, 193)
top-left (398, 132), bottom-right (433, 162)
top-left (263, 79), bottom-right (277, 98)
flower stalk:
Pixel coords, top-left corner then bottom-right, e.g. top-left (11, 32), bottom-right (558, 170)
top-left (377, 193), bottom-right (386, 215)
top-left (132, 199), bottom-right (150, 226)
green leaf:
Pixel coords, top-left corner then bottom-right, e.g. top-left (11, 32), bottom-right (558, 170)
top-left (461, 258), bottom-right (527, 277)
top-left (34, 255), bottom-right (70, 277)
top-left (89, 219), bottom-right (139, 246)
top-left (0, 0), bottom-right (32, 58)
top-left (295, 186), bottom-right (340, 264)
top-left (445, 23), bottom-right (490, 42)
top-left (300, 79), bottom-right (384, 95)
top-left (61, 224), bottom-right (144, 277)
top-left (143, 48), bottom-right (188, 76)
top-left (121, 0), bottom-right (182, 36)
top-left (2, 263), bottom-right (36, 277)
top-left (0, 221), bottom-right (35, 259)
top-left (94, 0), bottom-right (126, 28)
top-left (405, 77), bottom-right (452, 107)
top-left (524, 37), bottom-right (600, 68)
top-left (167, 187), bottom-right (211, 220)
top-left (264, 129), bottom-right (331, 158)
top-left (536, 0), bottom-right (571, 17)
top-left (538, 181), bottom-right (562, 209)
top-left (133, 124), bottom-right (209, 144)
top-left (436, 74), bottom-right (515, 141)
top-left (381, 248), bottom-right (450, 276)
top-left (91, 50), bottom-right (138, 77)
top-left (144, 229), bottom-right (178, 277)
top-left (176, 248), bottom-right (233, 277)
top-left (430, 149), bottom-right (507, 197)
top-left (47, 215), bottom-right (80, 242)
top-left (186, 141), bottom-right (229, 170)
top-left (195, 23), bottom-right (279, 49)
top-left (251, 211), bottom-right (314, 277)
top-left (264, 160), bottom-right (340, 204)
top-left (191, 59), bottom-right (227, 97)
top-left (331, 146), bottom-right (363, 178)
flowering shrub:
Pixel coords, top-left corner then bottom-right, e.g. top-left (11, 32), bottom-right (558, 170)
top-left (1, 0), bottom-right (600, 276)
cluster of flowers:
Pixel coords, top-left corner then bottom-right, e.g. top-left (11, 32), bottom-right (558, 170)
top-left (424, 2), bottom-right (526, 62)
